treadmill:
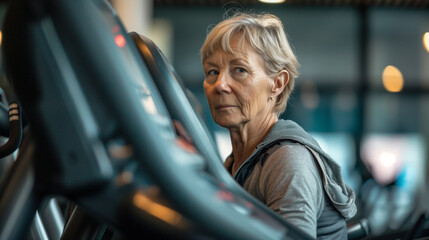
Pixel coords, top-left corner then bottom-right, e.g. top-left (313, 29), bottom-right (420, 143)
top-left (0, 0), bottom-right (312, 239)
top-left (129, 31), bottom-right (315, 236)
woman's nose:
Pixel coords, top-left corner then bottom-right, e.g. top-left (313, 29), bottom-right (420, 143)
top-left (213, 71), bottom-right (232, 93)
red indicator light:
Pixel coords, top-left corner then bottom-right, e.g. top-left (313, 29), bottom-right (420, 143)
top-left (216, 190), bottom-right (234, 202)
top-left (244, 201), bottom-right (254, 209)
top-left (175, 138), bottom-right (197, 154)
top-left (115, 34), bottom-right (126, 48)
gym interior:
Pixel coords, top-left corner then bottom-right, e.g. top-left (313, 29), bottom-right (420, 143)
top-left (0, 0), bottom-right (428, 239)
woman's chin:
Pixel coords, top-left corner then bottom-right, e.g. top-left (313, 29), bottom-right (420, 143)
top-left (214, 118), bottom-right (239, 129)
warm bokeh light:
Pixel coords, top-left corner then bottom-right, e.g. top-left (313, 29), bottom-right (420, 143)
top-left (0, 30), bottom-right (2, 47)
top-left (423, 32), bottom-right (429, 53)
top-left (382, 65), bottom-right (404, 92)
top-left (133, 191), bottom-right (183, 225)
top-left (108, 144), bottom-right (133, 159)
top-left (258, 0), bottom-right (285, 3)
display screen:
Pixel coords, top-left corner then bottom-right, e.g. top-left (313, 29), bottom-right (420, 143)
top-left (96, 0), bottom-right (175, 135)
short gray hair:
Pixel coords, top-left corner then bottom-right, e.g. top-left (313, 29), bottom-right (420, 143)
top-left (200, 12), bottom-right (300, 115)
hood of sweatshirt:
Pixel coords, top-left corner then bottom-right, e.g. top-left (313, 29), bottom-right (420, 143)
top-left (256, 119), bottom-right (357, 220)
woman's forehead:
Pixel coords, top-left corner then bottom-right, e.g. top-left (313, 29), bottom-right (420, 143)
top-left (205, 48), bottom-right (254, 66)
top-left (207, 39), bottom-right (256, 62)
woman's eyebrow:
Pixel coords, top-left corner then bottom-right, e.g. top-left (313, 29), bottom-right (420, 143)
top-left (230, 58), bottom-right (249, 65)
top-left (203, 61), bottom-right (218, 68)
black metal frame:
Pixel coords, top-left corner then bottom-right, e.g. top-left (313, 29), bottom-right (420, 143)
top-left (0, 0), bottom-right (317, 239)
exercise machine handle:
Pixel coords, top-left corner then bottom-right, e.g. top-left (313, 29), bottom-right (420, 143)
top-left (0, 102), bottom-right (22, 158)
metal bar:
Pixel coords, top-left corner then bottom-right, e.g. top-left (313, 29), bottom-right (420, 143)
top-left (40, 199), bottom-right (65, 240)
top-left (30, 212), bottom-right (50, 240)
top-left (0, 133), bottom-right (41, 240)
top-left (60, 205), bottom-right (106, 240)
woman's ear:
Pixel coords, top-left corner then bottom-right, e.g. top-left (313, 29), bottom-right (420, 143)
top-left (271, 70), bottom-right (289, 97)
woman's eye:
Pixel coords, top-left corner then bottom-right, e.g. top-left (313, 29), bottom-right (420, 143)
top-left (234, 67), bottom-right (247, 74)
top-left (207, 69), bottom-right (218, 76)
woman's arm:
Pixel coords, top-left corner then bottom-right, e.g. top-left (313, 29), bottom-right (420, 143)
top-left (258, 144), bottom-right (325, 238)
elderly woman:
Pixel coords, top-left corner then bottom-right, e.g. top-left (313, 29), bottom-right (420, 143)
top-left (201, 13), bottom-right (357, 239)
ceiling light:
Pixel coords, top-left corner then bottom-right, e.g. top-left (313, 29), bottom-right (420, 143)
top-left (258, 0), bottom-right (286, 3)
top-left (382, 65), bottom-right (404, 93)
top-left (423, 32), bottom-right (429, 53)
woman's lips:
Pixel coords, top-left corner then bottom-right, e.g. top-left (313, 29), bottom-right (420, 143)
top-left (215, 105), bottom-right (236, 111)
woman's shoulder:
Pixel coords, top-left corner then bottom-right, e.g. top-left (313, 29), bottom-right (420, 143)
top-left (259, 141), bottom-right (323, 183)
top-left (266, 141), bottom-right (316, 167)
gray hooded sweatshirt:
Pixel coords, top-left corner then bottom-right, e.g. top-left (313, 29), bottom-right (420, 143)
top-left (224, 120), bottom-right (357, 239)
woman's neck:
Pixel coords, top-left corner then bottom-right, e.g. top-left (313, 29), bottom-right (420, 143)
top-left (229, 114), bottom-right (278, 175)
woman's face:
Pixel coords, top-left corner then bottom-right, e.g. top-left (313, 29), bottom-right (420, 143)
top-left (203, 34), bottom-right (274, 129)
